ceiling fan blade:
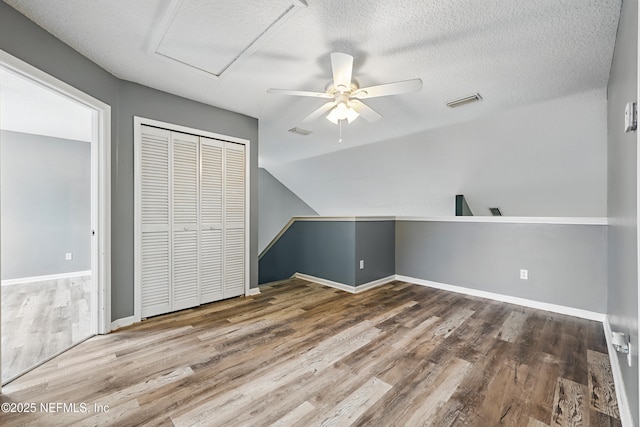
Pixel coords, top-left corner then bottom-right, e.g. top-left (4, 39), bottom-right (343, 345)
top-left (267, 88), bottom-right (332, 98)
top-left (350, 100), bottom-right (382, 122)
top-left (303, 101), bottom-right (337, 122)
top-left (331, 52), bottom-right (353, 92)
top-left (352, 78), bottom-right (422, 99)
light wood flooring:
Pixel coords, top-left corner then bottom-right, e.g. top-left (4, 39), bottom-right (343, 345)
top-left (0, 278), bottom-right (620, 426)
top-left (1, 275), bottom-right (93, 382)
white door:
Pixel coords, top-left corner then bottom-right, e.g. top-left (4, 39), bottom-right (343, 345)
top-left (139, 125), bottom-right (171, 318)
top-left (224, 143), bottom-right (245, 298)
top-left (171, 132), bottom-right (200, 311)
top-left (200, 138), bottom-right (224, 303)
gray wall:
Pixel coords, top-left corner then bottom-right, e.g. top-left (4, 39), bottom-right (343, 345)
top-left (0, 2), bottom-right (259, 321)
top-left (259, 221), bottom-right (355, 285)
top-left (607, 0), bottom-right (639, 422)
top-left (355, 221), bottom-right (395, 286)
top-left (396, 221), bottom-right (608, 313)
top-left (1, 131), bottom-right (91, 279)
top-left (259, 168), bottom-right (317, 253)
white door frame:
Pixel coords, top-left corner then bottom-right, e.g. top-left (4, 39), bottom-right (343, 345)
top-left (133, 116), bottom-right (250, 323)
top-left (0, 50), bottom-right (112, 340)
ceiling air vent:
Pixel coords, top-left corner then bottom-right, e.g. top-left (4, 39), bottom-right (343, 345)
top-left (446, 93), bottom-right (482, 108)
top-left (489, 207), bottom-right (502, 216)
top-left (288, 127), bottom-right (312, 136)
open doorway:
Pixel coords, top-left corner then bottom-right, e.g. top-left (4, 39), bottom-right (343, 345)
top-left (0, 51), bottom-right (111, 385)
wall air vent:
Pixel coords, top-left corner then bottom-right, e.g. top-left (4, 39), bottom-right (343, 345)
top-left (446, 93), bottom-right (482, 108)
top-left (489, 207), bottom-right (502, 216)
top-left (288, 127), bottom-right (312, 136)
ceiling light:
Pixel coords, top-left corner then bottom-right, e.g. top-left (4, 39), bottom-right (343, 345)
top-left (326, 101), bottom-right (359, 124)
top-left (288, 127), bottom-right (312, 136)
top-left (446, 93), bottom-right (482, 108)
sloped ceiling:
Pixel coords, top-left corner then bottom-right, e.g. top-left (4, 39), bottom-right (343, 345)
top-left (4, 0), bottom-right (621, 168)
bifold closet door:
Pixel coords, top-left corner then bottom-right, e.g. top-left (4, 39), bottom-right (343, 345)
top-left (224, 143), bottom-right (245, 298)
top-left (140, 125), bottom-right (171, 318)
top-left (171, 132), bottom-right (200, 311)
top-left (200, 138), bottom-right (224, 303)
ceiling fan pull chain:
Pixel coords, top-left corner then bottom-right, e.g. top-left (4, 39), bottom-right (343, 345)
top-left (339, 119), bottom-right (343, 143)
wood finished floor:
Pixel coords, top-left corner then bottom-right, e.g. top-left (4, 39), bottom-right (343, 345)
top-left (0, 279), bottom-right (620, 426)
top-left (1, 275), bottom-right (93, 382)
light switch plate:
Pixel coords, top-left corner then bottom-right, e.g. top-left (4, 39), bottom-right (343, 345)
top-left (624, 102), bottom-right (637, 132)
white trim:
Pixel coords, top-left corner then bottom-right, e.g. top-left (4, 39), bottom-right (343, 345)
top-left (246, 288), bottom-right (261, 296)
top-left (396, 216), bottom-right (608, 225)
top-left (603, 317), bottom-right (635, 427)
top-left (0, 50), bottom-right (111, 336)
top-left (293, 216), bottom-right (396, 222)
top-left (294, 273), bottom-right (356, 293)
top-left (110, 316), bottom-right (135, 331)
top-left (395, 275), bottom-right (605, 322)
top-left (293, 273), bottom-right (395, 294)
top-left (1, 270), bottom-right (92, 287)
top-left (356, 275), bottom-right (397, 293)
top-left (133, 116), bottom-right (251, 323)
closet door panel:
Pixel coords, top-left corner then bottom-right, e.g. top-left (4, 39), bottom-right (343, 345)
top-left (140, 126), bottom-right (171, 317)
top-left (171, 132), bottom-right (200, 311)
top-left (200, 139), bottom-right (224, 303)
top-left (224, 143), bottom-right (245, 298)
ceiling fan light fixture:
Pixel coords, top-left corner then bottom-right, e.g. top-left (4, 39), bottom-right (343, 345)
top-left (326, 102), bottom-right (360, 124)
top-left (345, 106), bottom-right (359, 123)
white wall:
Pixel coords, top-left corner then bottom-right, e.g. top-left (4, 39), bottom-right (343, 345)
top-left (267, 89), bottom-right (607, 217)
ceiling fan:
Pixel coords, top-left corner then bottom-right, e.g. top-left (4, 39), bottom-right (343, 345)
top-left (267, 52), bottom-right (422, 125)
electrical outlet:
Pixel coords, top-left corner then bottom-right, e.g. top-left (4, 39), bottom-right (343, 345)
top-left (65, 252), bottom-right (73, 261)
top-left (359, 260), bottom-right (364, 270)
top-left (520, 269), bottom-right (528, 280)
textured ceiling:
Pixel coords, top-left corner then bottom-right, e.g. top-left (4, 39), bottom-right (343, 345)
top-left (4, 0), bottom-right (621, 167)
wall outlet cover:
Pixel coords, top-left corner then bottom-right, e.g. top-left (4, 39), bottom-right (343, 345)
top-left (520, 269), bottom-right (528, 280)
top-left (65, 252), bottom-right (73, 260)
top-left (359, 260), bottom-right (364, 270)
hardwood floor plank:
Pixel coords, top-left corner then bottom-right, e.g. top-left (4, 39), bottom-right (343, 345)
top-left (495, 310), bottom-right (529, 342)
top-left (587, 350), bottom-right (619, 419)
top-left (402, 357), bottom-right (471, 427)
top-left (551, 377), bottom-right (589, 426)
top-left (271, 401), bottom-right (315, 426)
top-left (307, 377), bottom-right (392, 426)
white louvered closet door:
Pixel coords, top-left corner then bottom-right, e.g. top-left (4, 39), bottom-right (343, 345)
top-left (199, 138), bottom-right (224, 303)
top-left (171, 132), bottom-right (200, 311)
top-left (224, 143), bottom-right (245, 298)
top-left (140, 126), bottom-right (171, 318)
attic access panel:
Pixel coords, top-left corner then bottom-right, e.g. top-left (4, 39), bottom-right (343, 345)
top-left (148, 0), bottom-right (307, 79)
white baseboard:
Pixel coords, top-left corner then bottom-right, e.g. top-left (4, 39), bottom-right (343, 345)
top-left (246, 287), bottom-right (261, 296)
top-left (395, 275), bottom-right (605, 322)
top-left (294, 273), bottom-right (356, 293)
top-left (603, 317), bottom-right (634, 427)
top-left (293, 273), bottom-right (394, 294)
top-left (110, 316), bottom-right (135, 331)
top-left (356, 275), bottom-right (397, 293)
top-left (1, 270), bottom-right (92, 286)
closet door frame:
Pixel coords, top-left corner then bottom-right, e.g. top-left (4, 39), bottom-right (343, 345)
top-left (133, 116), bottom-right (250, 322)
